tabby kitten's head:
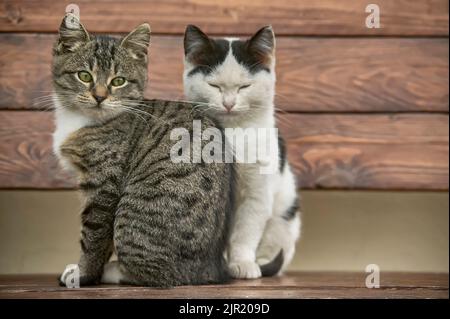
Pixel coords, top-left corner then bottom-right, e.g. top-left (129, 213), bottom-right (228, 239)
top-left (52, 14), bottom-right (150, 121)
top-left (183, 25), bottom-right (276, 120)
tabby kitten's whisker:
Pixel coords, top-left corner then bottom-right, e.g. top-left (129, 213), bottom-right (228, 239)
top-left (120, 103), bottom-right (163, 122)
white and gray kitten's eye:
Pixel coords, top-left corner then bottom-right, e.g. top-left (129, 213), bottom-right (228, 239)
top-left (238, 84), bottom-right (251, 92)
top-left (207, 82), bottom-right (221, 91)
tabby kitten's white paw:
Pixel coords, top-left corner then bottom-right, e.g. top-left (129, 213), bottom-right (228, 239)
top-left (59, 263), bottom-right (80, 287)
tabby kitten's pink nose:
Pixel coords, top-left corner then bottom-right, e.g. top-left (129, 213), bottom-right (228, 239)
top-left (93, 85), bottom-right (108, 104)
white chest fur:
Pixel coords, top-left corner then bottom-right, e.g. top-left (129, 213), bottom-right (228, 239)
top-left (52, 98), bottom-right (92, 171)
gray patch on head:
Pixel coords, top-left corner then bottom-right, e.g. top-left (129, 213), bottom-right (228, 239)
top-left (184, 25), bottom-right (230, 76)
top-left (230, 40), bottom-right (270, 74)
top-left (184, 25), bottom-right (274, 76)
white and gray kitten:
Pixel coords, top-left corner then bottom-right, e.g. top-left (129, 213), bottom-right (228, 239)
top-left (183, 25), bottom-right (301, 278)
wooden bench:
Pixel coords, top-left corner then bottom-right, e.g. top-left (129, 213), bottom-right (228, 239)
top-left (0, 273), bottom-right (448, 299)
top-left (0, 0), bottom-right (448, 299)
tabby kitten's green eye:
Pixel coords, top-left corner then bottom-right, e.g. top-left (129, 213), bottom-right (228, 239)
top-left (111, 77), bottom-right (126, 87)
top-left (78, 71), bottom-right (93, 83)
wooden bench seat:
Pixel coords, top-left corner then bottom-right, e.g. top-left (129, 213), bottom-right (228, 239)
top-left (0, 272), bottom-right (448, 299)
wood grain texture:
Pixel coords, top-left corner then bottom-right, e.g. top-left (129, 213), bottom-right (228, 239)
top-left (0, 34), bottom-right (448, 112)
top-left (0, 272), bottom-right (448, 299)
top-left (0, 112), bottom-right (447, 190)
top-left (0, 111), bottom-right (73, 188)
top-left (0, 0), bottom-right (448, 36)
top-left (279, 113), bottom-right (449, 189)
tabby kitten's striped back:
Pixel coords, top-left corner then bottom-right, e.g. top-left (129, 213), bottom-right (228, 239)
top-left (60, 101), bottom-right (235, 287)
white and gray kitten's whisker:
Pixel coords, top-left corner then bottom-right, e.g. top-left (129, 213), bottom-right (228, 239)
top-left (273, 107), bottom-right (289, 114)
top-left (274, 113), bottom-right (294, 127)
top-left (176, 99), bottom-right (213, 106)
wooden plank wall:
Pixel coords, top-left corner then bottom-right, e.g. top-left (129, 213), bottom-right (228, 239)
top-left (0, 0), bottom-right (448, 190)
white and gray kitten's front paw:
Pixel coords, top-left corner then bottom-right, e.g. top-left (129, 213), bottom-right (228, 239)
top-left (101, 261), bottom-right (125, 284)
top-left (228, 260), bottom-right (262, 279)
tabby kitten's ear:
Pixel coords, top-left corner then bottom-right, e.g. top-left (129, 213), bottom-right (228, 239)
top-left (247, 26), bottom-right (275, 65)
top-left (120, 23), bottom-right (151, 61)
top-left (184, 25), bottom-right (212, 60)
top-left (56, 13), bottom-right (90, 54)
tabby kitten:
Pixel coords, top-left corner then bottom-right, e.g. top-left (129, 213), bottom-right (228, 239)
top-left (183, 25), bottom-right (301, 278)
top-left (53, 15), bottom-right (235, 287)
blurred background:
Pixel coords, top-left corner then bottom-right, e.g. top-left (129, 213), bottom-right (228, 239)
top-left (0, 0), bottom-right (448, 275)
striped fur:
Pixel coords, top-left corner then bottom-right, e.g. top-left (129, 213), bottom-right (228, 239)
top-left (60, 100), bottom-right (235, 287)
top-left (52, 16), bottom-right (235, 287)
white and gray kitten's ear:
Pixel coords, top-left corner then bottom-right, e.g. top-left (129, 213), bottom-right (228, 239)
top-left (247, 25), bottom-right (275, 61)
top-left (56, 13), bottom-right (90, 54)
top-left (120, 23), bottom-right (151, 60)
top-left (184, 25), bottom-right (212, 59)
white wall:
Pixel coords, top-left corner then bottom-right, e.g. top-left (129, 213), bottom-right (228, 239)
top-left (0, 190), bottom-right (448, 274)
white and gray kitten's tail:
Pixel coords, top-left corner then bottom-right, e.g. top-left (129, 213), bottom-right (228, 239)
top-left (256, 162), bottom-right (301, 276)
top-left (256, 212), bottom-right (301, 275)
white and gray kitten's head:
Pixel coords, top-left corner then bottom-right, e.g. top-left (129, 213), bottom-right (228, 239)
top-left (183, 25), bottom-right (276, 121)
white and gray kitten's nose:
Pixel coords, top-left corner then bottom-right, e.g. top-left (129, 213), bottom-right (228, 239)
top-left (223, 101), bottom-right (235, 111)
top-left (222, 95), bottom-right (236, 111)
